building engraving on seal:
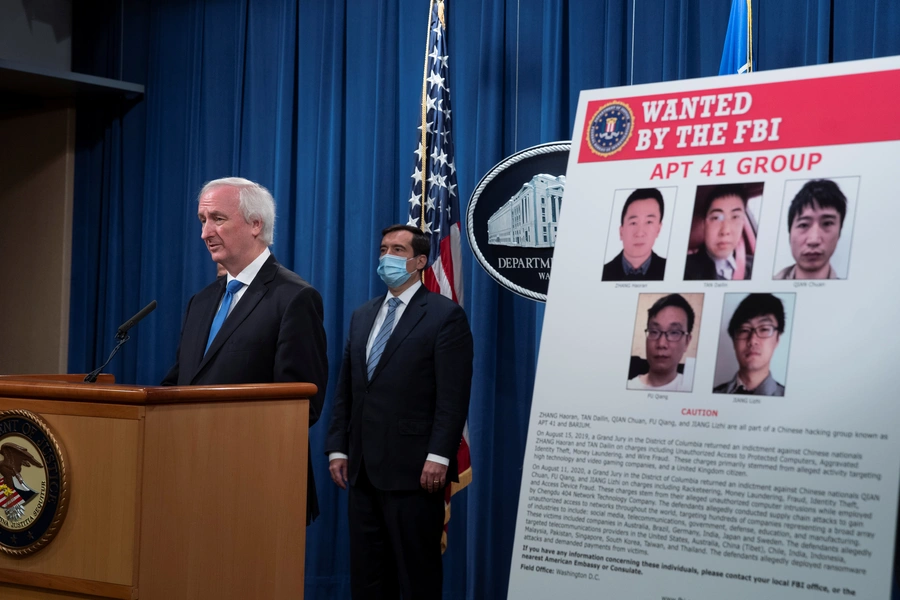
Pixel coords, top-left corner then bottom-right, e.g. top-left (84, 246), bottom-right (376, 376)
top-left (487, 174), bottom-right (564, 248)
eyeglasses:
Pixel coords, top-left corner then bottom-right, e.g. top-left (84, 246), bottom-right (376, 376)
top-left (734, 325), bottom-right (778, 340)
top-left (645, 329), bottom-right (686, 342)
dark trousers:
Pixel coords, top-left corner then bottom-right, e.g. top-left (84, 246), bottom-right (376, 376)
top-left (348, 463), bottom-right (444, 600)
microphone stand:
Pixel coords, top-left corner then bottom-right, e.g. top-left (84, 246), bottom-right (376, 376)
top-left (83, 332), bottom-right (130, 383)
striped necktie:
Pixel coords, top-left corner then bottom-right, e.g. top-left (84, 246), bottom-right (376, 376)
top-left (367, 297), bottom-right (402, 380)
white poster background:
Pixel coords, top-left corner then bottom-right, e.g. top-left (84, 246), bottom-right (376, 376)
top-left (509, 57), bottom-right (900, 600)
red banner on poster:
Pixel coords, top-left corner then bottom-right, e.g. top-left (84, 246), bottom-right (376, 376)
top-left (578, 69), bottom-right (900, 163)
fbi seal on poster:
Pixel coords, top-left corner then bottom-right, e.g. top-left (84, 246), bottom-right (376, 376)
top-left (0, 410), bottom-right (69, 556)
top-left (586, 101), bottom-right (634, 157)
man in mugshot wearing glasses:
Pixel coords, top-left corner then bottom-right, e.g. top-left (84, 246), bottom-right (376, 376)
top-left (714, 293), bottom-right (785, 396)
top-left (628, 294), bottom-right (695, 392)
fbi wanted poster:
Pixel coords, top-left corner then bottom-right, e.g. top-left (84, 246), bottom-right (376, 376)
top-left (508, 57), bottom-right (900, 600)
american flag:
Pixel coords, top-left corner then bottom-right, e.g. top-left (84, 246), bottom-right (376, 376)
top-left (406, 0), bottom-right (471, 553)
top-left (408, 0), bottom-right (463, 304)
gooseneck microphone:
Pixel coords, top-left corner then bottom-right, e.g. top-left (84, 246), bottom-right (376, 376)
top-left (116, 300), bottom-right (158, 339)
top-left (84, 301), bottom-right (158, 383)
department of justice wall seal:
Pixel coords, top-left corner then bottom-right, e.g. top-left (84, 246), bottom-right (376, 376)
top-left (0, 410), bottom-right (68, 556)
top-left (586, 101), bottom-right (634, 157)
top-left (466, 142), bottom-right (570, 302)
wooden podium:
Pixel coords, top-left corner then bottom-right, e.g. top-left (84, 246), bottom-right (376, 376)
top-left (0, 376), bottom-right (313, 600)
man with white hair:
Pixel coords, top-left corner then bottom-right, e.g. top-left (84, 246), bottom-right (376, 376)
top-left (163, 177), bottom-right (328, 522)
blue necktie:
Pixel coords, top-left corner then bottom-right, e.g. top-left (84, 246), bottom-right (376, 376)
top-left (367, 297), bottom-right (402, 380)
top-left (205, 279), bottom-right (245, 354)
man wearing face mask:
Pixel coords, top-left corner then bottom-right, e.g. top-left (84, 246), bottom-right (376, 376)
top-left (325, 224), bottom-right (474, 600)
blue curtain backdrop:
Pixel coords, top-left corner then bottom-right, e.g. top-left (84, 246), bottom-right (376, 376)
top-left (69, 1), bottom-right (900, 598)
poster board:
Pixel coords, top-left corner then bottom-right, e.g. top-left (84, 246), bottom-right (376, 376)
top-left (508, 56), bottom-right (900, 599)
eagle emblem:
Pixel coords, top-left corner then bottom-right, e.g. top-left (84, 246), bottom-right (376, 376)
top-left (0, 410), bottom-right (69, 556)
top-left (0, 443), bottom-right (45, 521)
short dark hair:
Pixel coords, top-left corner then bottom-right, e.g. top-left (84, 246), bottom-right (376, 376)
top-left (728, 293), bottom-right (785, 338)
top-left (787, 179), bottom-right (847, 232)
top-left (621, 188), bottom-right (665, 224)
top-left (381, 224), bottom-right (431, 257)
top-left (648, 294), bottom-right (695, 334)
top-left (698, 184), bottom-right (748, 217)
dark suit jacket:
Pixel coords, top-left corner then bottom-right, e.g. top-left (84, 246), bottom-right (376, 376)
top-left (325, 285), bottom-right (473, 491)
top-left (683, 247), bottom-right (754, 280)
top-left (602, 251), bottom-right (667, 281)
top-left (162, 254), bottom-right (328, 520)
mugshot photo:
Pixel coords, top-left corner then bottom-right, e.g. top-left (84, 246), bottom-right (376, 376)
top-left (684, 182), bottom-right (764, 281)
top-left (602, 187), bottom-right (677, 281)
top-left (772, 177), bottom-right (859, 280)
top-left (712, 292), bottom-right (796, 396)
top-left (627, 293), bottom-right (704, 393)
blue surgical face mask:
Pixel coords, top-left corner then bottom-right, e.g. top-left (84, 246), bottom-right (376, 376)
top-left (377, 254), bottom-right (414, 288)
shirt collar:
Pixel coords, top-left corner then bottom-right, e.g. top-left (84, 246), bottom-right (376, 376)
top-left (384, 280), bottom-right (422, 307)
top-left (752, 373), bottom-right (781, 395)
top-left (786, 263), bottom-right (839, 280)
top-left (780, 265), bottom-right (798, 280)
top-left (227, 247), bottom-right (271, 287)
top-left (622, 253), bottom-right (652, 275)
top-left (707, 248), bottom-right (737, 278)
top-left (733, 372), bottom-right (779, 395)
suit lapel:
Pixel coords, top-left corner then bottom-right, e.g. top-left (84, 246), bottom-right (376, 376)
top-left (704, 251), bottom-right (718, 279)
top-left (192, 255), bottom-right (278, 381)
top-left (186, 279), bottom-right (226, 376)
top-left (354, 297), bottom-right (383, 383)
top-left (368, 286), bottom-right (428, 384)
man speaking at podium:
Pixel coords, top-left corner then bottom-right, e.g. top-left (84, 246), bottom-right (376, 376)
top-left (162, 177), bottom-right (328, 523)
top-left (326, 224), bottom-right (473, 599)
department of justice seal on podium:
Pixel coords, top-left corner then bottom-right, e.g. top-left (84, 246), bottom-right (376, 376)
top-left (0, 410), bottom-right (69, 555)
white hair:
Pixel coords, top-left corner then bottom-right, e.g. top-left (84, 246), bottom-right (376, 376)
top-left (198, 177), bottom-right (276, 245)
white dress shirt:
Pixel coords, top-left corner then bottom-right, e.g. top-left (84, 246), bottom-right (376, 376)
top-left (365, 281), bottom-right (421, 360)
top-left (709, 249), bottom-right (737, 280)
top-left (217, 248), bottom-right (271, 315)
top-left (330, 280), bottom-right (449, 467)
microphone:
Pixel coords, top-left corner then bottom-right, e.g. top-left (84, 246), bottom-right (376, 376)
top-left (84, 300), bottom-right (158, 383)
top-left (116, 300), bottom-right (158, 339)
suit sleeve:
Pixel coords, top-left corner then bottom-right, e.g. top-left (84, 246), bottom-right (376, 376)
top-left (324, 327), bottom-right (354, 456)
top-left (427, 304), bottom-right (474, 460)
top-left (274, 285), bottom-right (328, 427)
top-left (161, 354), bottom-right (180, 387)
top-left (161, 294), bottom-right (195, 386)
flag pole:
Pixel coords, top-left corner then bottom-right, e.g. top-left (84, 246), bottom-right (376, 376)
top-left (746, 0), bottom-right (753, 73)
top-left (418, 0), bottom-right (436, 284)
top-left (408, 0), bottom-right (471, 552)
top-left (419, 0), bottom-right (435, 232)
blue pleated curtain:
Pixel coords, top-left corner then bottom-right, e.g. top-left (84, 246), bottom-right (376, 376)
top-left (69, 1), bottom-right (900, 598)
